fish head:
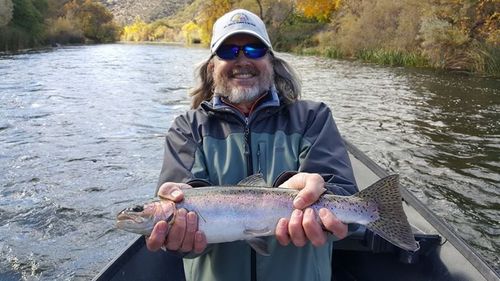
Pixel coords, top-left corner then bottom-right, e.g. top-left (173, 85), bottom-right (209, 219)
top-left (116, 201), bottom-right (175, 236)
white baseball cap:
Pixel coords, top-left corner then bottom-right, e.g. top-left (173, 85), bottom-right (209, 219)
top-left (210, 9), bottom-right (272, 53)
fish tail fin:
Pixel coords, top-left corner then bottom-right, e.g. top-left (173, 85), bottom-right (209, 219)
top-left (358, 175), bottom-right (419, 252)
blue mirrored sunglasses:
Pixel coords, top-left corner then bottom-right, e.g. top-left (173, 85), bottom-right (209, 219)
top-left (215, 44), bottom-right (269, 60)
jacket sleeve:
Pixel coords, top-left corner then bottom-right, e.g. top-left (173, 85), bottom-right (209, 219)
top-left (156, 112), bottom-right (209, 194)
top-left (156, 112), bottom-right (214, 258)
top-left (298, 102), bottom-right (358, 196)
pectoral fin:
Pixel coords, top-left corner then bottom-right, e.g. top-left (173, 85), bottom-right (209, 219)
top-left (247, 238), bottom-right (270, 256)
top-left (243, 227), bottom-right (272, 236)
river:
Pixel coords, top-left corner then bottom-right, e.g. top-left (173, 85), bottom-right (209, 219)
top-left (0, 44), bottom-right (498, 280)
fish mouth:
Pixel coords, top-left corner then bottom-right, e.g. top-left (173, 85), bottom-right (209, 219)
top-left (116, 211), bottom-right (155, 235)
top-left (117, 211), bottom-right (151, 224)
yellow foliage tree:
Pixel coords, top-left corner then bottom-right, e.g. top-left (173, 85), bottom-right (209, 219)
top-left (296, 0), bottom-right (341, 22)
top-left (122, 16), bottom-right (148, 41)
top-left (197, 0), bottom-right (232, 45)
top-left (182, 21), bottom-right (200, 44)
top-left (152, 25), bottom-right (171, 41)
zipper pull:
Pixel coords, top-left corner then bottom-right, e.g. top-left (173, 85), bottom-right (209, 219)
top-left (256, 145), bottom-right (261, 173)
top-left (244, 117), bottom-right (250, 156)
top-left (244, 128), bottom-right (250, 156)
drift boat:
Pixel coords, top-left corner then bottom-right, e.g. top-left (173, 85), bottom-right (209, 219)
top-left (93, 140), bottom-right (499, 281)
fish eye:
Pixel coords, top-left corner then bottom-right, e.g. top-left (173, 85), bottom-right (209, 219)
top-left (131, 205), bottom-right (144, 212)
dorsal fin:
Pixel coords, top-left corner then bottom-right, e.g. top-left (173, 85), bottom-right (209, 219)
top-left (237, 174), bottom-right (267, 187)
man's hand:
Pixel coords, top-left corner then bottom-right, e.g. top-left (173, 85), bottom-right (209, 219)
top-left (145, 182), bottom-right (207, 254)
top-left (275, 173), bottom-right (348, 247)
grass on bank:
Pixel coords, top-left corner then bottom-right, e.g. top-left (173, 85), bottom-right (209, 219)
top-left (299, 46), bottom-right (430, 68)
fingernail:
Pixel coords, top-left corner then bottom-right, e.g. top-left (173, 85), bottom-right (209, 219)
top-left (171, 190), bottom-right (182, 198)
top-left (195, 232), bottom-right (203, 242)
top-left (319, 208), bottom-right (328, 219)
top-left (293, 197), bottom-right (305, 209)
top-left (178, 208), bottom-right (187, 216)
top-left (187, 212), bottom-right (196, 224)
top-left (293, 209), bottom-right (303, 217)
top-left (157, 223), bottom-right (167, 234)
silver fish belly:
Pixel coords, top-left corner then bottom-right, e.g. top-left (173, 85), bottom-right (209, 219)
top-left (116, 174), bottom-right (419, 253)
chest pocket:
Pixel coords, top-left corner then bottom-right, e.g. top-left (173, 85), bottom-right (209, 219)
top-left (252, 132), bottom-right (300, 184)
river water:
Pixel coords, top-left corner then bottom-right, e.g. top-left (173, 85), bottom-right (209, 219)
top-left (0, 44), bottom-right (498, 280)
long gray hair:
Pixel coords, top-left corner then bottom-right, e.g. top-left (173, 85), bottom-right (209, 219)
top-left (189, 53), bottom-right (301, 109)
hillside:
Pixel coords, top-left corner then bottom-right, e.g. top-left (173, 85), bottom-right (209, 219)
top-left (99, 0), bottom-right (194, 25)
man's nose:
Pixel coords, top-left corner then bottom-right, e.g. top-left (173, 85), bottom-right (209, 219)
top-left (235, 49), bottom-right (251, 64)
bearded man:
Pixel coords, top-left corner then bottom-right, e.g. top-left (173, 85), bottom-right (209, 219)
top-left (146, 9), bottom-right (358, 281)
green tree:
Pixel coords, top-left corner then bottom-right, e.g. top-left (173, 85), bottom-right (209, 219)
top-left (0, 0), bottom-right (48, 50)
top-left (0, 0), bottom-right (14, 26)
top-left (11, 0), bottom-right (46, 40)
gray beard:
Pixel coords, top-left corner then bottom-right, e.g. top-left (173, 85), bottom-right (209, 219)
top-left (213, 65), bottom-right (274, 105)
top-left (215, 84), bottom-right (264, 104)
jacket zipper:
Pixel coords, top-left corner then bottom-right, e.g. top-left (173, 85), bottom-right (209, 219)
top-left (213, 106), bottom-right (266, 281)
top-left (243, 116), bottom-right (257, 281)
top-left (243, 117), bottom-right (252, 174)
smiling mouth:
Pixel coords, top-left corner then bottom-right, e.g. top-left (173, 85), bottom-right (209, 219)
top-left (231, 68), bottom-right (257, 79)
top-left (233, 73), bottom-right (254, 79)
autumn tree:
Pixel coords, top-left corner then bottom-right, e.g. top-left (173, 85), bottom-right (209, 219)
top-left (182, 21), bottom-right (200, 44)
top-left (197, 0), bottom-right (232, 44)
top-left (122, 16), bottom-right (148, 42)
top-left (63, 0), bottom-right (119, 43)
top-left (296, 0), bottom-right (341, 22)
top-left (420, 0), bottom-right (499, 71)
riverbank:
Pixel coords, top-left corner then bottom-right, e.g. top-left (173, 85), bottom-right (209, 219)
top-left (111, 40), bottom-right (498, 78)
top-left (295, 46), bottom-right (499, 77)
top-left (117, 0), bottom-right (499, 77)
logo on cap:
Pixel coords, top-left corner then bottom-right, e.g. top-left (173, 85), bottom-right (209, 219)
top-left (225, 13), bottom-right (256, 28)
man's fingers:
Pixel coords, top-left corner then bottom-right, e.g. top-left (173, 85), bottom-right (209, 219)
top-left (275, 218), bottom-right (290, 246)
top-left (279, 173), bottom-right (325, 209)
top-left (289, 209), bottom-right (307, 247)
top-left (165, 209), bottom-right (187, 250)
top-left (319, 208), bottom-right (348, 239)
top-left (293, 174), bottom-right (325, 209)
top-left (157, 182), bottom-right (191, 202)
top-left (193, 231), bottom-right (208, 254)
top-left (279, 173), bottom-right (307, 189)
top-left (303, 208), bottom-right (327, 247)
top-left (179, 211), bottom-right (198, 252)
top-left (146, 221), bottom-right (169, 251)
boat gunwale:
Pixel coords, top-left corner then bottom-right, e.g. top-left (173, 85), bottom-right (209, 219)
top-left (344, 139), bottom-right (499, 281)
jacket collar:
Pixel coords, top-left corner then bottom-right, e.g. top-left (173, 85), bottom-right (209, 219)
top-left (211, 87), bottom-right (280, 113)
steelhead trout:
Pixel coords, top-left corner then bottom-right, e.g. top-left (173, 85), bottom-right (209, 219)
top-left (116, 174), bottom-right (419, 254)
